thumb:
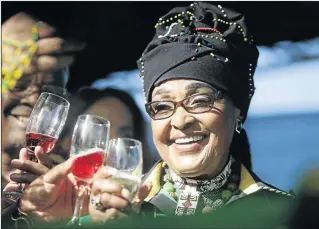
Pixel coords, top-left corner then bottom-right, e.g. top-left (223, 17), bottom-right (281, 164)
top-left (43, 157), bottom-right (75, 184)
top-left (137, 181), bottom-right (153, 205)
top-left (34, 146), bottom-right (53, 168)
top-left (19, 148), bottom-right (29, 161)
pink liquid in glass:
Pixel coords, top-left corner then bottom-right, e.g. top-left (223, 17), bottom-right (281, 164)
top-left (72, 151), bottom-right (105, 181)
top-left (26, 132), bottom-right (57, 153)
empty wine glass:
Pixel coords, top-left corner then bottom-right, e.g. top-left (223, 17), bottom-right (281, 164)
top-left (106, 138), bottom-right (143, 203)
top-left (26, 92), bottom-right (70, 162)
top-left (70, 114), bottom-right (110, 225)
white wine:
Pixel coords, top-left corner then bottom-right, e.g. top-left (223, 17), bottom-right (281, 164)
top-left (110, 171), bottom-right (141, 203)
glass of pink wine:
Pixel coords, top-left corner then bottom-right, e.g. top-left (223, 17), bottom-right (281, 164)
top-left (70, 114), bottom-right (110, 225)
top-left (26, 92), bottom-right (70, 162)
top-left (106, 138), bottom-right (143, 203)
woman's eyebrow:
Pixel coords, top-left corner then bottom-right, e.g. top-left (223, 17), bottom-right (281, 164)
top-left (153, 88), bottom-right (171, 97)
top-left (185, 82), bottom-right (212, 91)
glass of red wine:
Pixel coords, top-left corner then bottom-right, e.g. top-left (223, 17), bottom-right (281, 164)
top-left (70, 114), bottom-right (110, 225)
top-left (26, 92), bottom-right (70, 162)
top-left (106, 138), bottom-right (143, 203)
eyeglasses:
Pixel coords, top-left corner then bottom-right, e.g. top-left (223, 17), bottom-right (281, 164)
top-left (9, 84), bottom-right (70, 99)
top-left (7, 66), bottom-right (70, 99)
top-left (145, 91), bottom-right (224, 120)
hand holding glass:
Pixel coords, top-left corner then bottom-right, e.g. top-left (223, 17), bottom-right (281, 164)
top-left (26, 92), bottom-right (70, 161)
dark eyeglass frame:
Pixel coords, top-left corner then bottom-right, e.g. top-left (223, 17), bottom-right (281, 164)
top-left (145, 90), bottom-right (224, 120)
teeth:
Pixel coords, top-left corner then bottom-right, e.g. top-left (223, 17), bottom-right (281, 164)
top-left (175, 135), bottom-right (205, 144)
top-left (17, 116), bottom-right (29, 124)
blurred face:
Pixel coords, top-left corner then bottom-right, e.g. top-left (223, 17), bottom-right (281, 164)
top-left (86, 97), bottom-right (134, 139)
top-left (56, 97), bottom-right (135, 157)
top-left (1, 72), bottom-right (64, 155)
top-left (151, 79), bottom-right (240, 178)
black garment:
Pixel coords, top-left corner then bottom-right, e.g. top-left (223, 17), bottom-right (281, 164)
top-left (138, 2), bottom-right (259, 122)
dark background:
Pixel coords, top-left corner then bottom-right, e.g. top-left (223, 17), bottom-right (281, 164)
top-left (3, 1), bottom-right (319, 92)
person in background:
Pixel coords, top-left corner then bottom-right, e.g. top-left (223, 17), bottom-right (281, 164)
top-left (52, 87), bottom-right (156, 172)
top-left (1, 12), bottom-right (85, 188)
top-left (2, 87), bottom-right (155, 228)
top-left (1, 11), bottom-right (85, 223)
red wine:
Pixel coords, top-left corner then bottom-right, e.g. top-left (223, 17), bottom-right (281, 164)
top-left (72, 150), bottom-right (105, 181)
top-left (26, 132), bottom-right (57, 153)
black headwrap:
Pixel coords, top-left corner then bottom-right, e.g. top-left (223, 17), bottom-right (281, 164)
top-left (137, 2), bottom-right (259, 122)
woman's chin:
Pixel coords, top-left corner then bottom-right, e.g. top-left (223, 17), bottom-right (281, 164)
top-left (169, 155), bottom-right (207, 177)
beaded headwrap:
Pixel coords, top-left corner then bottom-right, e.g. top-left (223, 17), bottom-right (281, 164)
top-left (137, 2), bottom-right (259, 122)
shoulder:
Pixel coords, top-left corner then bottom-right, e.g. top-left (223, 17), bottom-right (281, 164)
top-left (258, 184), bottom-right (295, 201)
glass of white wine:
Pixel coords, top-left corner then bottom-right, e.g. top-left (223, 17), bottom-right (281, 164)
top-left (106, 138), bottom-right (143, 203)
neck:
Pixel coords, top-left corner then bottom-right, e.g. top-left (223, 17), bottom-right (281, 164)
top-left (172, 154), bottom-right (231, 181)
top-left (193, 155), bottom-right (231, 180)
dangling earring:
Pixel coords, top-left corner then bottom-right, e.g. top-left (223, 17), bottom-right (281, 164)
top-left (235, 118), bottom-right (243, 134)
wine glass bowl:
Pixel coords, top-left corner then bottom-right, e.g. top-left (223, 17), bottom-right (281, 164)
top-left (26, 92), bottom-right (70, 157)
top-left (71, 115), bottom-right (110, 183)
top-left (106, 138), bottom-right (143, 203)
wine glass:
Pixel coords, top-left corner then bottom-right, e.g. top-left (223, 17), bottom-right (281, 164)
top-left (41, 85), bottom-right (70, 99)
top-left (42, 65), bottom-right (71, 98)
top-left (70, 114), bottom-right (110, 225)
top-left (106, 138), bottom-right (143, 203)
top-left (26, 92), bottom-right (70, 162)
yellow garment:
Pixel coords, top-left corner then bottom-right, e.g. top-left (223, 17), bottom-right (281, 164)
top-left (144, 162), bottom-right (260, 202)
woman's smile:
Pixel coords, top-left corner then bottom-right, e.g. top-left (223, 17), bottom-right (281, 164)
top-left (170, 134), bottom-right (209, 154)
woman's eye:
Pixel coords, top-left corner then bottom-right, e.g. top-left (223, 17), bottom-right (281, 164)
top-left (190, 95), bottom-right (212, 105)
top-left (153, 103), bottom-right (173, 113)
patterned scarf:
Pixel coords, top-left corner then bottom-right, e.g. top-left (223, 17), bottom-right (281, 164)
top-left (143, 155), bottom-right (285, 217)
top-left (162, 156), bottom-right (241, 216)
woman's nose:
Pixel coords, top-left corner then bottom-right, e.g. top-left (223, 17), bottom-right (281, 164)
top-left (171, 106), bottom-right (196, 130)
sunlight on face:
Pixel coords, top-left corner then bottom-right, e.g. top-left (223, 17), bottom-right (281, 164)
top-left (151, 79), bottom-right (239, 178)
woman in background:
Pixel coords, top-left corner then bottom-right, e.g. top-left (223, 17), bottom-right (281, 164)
top-left (51, 87), bottom-right (156, 172)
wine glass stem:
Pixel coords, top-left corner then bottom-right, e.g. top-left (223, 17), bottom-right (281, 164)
top-left (27, 148), bottom-right (38, 162)
top-left (71, 185), bottom-right (85, 225)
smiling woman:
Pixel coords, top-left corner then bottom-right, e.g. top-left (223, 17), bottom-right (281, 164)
top-left (87, 2), bottom-right (295, 227)
top-left (149, 80), bottom-right (237, 179)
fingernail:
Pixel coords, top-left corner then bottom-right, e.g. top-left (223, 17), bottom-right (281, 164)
top-left (146, 181), bottom-right (153, 190)
top-left (35, 146), bottom-right (43, 152)
top-left (9, 173), bottom-right (20, 181)
top-left (11, 159), bottom-right (23, 167)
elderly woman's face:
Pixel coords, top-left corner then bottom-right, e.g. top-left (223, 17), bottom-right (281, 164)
top-left (151, 79), bottom-right (239, 178)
